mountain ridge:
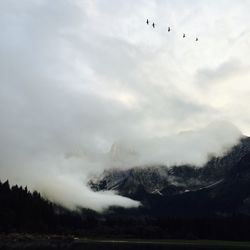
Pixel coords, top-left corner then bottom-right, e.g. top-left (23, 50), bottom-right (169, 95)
top-left (89, 136), bottom-right (250, 216)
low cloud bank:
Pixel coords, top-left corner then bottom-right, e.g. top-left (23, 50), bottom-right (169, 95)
top-left (0, 120), bottom-right (242, 212)
top-left (108, 121), bottom-right (243, 169)
top-left (37, 175), bottom-right (140, 212)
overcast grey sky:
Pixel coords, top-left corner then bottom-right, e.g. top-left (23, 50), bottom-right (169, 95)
top-left (0, 0), bottom-right (249, 210)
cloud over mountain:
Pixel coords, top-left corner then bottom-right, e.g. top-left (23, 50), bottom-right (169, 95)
top-left (0, 0), bottom-right (249, 211)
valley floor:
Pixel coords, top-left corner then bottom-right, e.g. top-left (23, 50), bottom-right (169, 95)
top-left (77, 239), bottom-right (250, 248)
top-left (1, 234), bottom-right (250, 249)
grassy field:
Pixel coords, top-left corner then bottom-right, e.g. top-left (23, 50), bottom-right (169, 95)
top-left (77, 239), bottom-right (250, 248)
top-left (1, 235), bottom-right (250, 249)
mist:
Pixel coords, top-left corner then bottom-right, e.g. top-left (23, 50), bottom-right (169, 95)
top-left (108, 121), bottom-right (242, 169)
top-left (0, 0), bottom-right (249, 211)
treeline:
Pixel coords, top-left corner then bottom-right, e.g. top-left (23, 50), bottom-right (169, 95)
top-left (0, 180), bottom-right (54, 232)
top-left (0, 180), bottom-right (97, 234)
top-left (1, 180), bottom-right (250, 240)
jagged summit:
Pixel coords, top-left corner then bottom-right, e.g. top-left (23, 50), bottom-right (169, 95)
top-left (89, 137), bottom-right (250, 215)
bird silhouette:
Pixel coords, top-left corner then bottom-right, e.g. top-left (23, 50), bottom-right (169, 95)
top-left (144, 19), bottom-right (199, 43)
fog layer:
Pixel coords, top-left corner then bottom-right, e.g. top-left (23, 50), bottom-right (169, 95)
top-left (0, 0), bottom-right (248, 211)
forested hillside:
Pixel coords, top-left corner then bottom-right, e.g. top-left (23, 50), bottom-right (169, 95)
top-left (2, 179), bottom-right (250, 240)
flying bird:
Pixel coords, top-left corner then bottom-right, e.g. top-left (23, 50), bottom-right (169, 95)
top-left (168, 27), bottom-right (170, 32)
top-left (196, 37), bottom-right (199, 41)
top-left (146, 19), bottom-right (149, 25)
top-left (152, 22), bottom-right (155, 28)
top-left (183, 33), bottom-right (186, 38)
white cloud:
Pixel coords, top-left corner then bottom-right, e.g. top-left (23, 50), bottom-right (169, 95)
top-left (108, 121), bottom-right (242, 168)
top-left (0, 0), bottom-right (249, 211)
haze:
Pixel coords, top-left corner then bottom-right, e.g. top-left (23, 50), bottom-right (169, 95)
top-left (0, 0), bottom-right (249, 211)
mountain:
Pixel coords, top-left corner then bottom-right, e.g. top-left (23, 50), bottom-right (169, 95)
top-left (89, 136), bottom-right (250, 216)
top-left (2, 137), bottom-right (250, 240)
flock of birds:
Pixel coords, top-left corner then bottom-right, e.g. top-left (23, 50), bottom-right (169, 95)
top-left (146, 19), bottom-right (199, 42)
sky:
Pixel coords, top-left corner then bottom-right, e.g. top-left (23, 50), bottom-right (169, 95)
top-left (0, 0), bottom-right (250, 211)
